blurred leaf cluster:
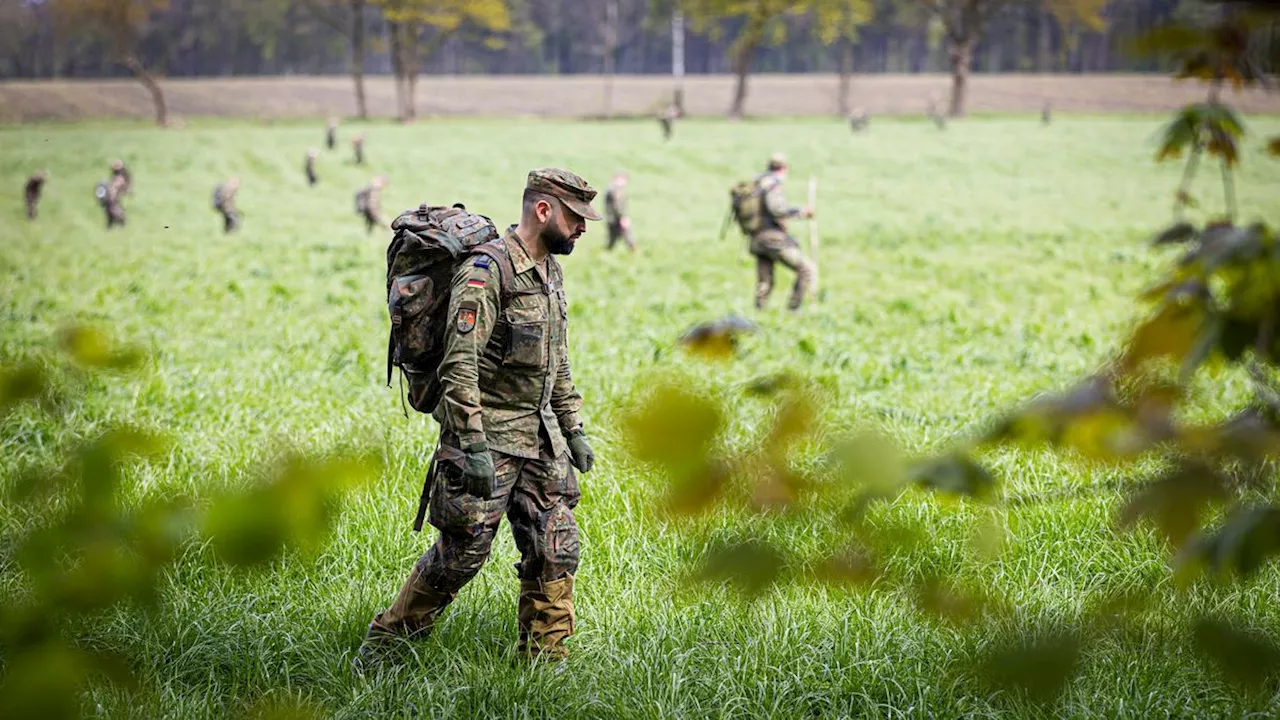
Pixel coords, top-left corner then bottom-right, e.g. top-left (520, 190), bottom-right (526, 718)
top-left (0, 327), bottom-right (378, 719)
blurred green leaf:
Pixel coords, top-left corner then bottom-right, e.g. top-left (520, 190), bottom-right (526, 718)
top-left (57, 325), bottom-right (145, 371)
top-left (1268, 137), bottom-right (1280, 157)
top-left (0, 361), bottom-right (47, 413)
top-left (1193, 618), bottom-right (1280, 689)
top-left (694, 539), bottom-right (785, 598)
top-left (1152, 222), bottom-right (1197, 246)
top-left (1176, 505), bottom-right (1280, 580)
top-left (665, 458), bottom-right (732, 516)
top-left (678, 315), bottom-right (757, 361)
top-left (824, 430), bottom-right (906, 496)
top-left (909, 452), bottom-right (997, 501)
top-left (625, 384), bottom-right (724, 469)
top-left (978, 629), bottom-right (1082, 703)
top-left (914, 577), bottom-right (990, 625)
top-left (1118, 461), bottom-right (1229, 549)
top-left (812, 546), bottom-right (880, 589)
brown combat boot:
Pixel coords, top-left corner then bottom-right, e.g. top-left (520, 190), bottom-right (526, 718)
top-left (355, 566), bottom-right (455, 671)
top-left (517, 573), bottom-right (575, 660)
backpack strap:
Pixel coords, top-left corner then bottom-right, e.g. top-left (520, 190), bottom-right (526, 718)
top-left (470, 240), bottom-right (520, 310)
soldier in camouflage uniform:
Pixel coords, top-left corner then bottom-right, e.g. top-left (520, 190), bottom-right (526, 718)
top-left (356, 176), bottom-right (387, 234)
top-left (100, 161), bottom-right (130, 229)
top-left (353, 133), bottom-right (366, 165)
top-left (305, 149), bottom-right (319, 187)
top-left (751, 153), bottom-right (815, 312)
top-left (359, 168), bottom-right (599, 665)
top-left (24, 171), bottom-right (48, 221)
top-left (604, 172), bottom-right (635, 252)
top-left (326, 118), bottom-right (339, 150)
top-left (213, 177), bottom-right (241, 234)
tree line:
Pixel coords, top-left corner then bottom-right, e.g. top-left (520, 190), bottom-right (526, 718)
top-left (0, 0), bottom-right (1273, 122)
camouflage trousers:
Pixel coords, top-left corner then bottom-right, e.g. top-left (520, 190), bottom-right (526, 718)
top-left (104, 202), bottom-right (126, 229)
top-left (368, 439), bottom-right (581, 643)
top-left (25, 198), bottom-right (38, 221)
top-left (363, 211), bottom-right (381, 234)
top-left (221, 210), bottom-right (241, 234)
top-left (751, 231), bottom-right (814, 310)
top-left (607, 221), bottom-right (635, 252)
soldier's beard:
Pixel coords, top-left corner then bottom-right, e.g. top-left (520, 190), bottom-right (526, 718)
top-left (543, 224), bottom-right (576, 256)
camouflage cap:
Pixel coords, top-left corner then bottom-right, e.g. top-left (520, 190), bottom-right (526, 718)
top-left (527, 168), bottom-right (602, 221)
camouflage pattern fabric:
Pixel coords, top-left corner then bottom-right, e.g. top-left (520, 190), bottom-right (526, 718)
top-left (750, 174), bottom-right (814, 310)
top-left (103, 175), bottom-right (128, 229)
top-left (526, 168), bottom-right (602, 221)
top-left (24, 175), bottom-right (45, 221)
top-left (361, 185), bottom-right (382, 233)
top-left (366, 435), bottom-right (581, 641)
top-left (604, 181), bottom-right (635, 251)
top-left (432, 228), bottom-right (583, 460)
top-left (217, 184), bottom-right (240, 234)
top-left (305, 155), bottom-right (318, 186)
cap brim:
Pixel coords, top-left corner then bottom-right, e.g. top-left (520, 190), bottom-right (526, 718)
top-left (562, 196), bottom-right (603, 222)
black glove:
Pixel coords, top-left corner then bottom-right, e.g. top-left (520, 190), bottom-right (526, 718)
top-left (566, 428), bottom-right (595, 474)
top-left (460, 441), bottom-right (495, 497)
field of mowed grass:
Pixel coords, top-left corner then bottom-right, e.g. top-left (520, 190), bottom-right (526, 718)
top-left (3, 115), bottom-right (1280, 718)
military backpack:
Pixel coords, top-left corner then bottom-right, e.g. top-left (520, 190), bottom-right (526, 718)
top-left (384, 203), bottom-right (508, 414)
top-left (729, 177), bottom-right (766, 235)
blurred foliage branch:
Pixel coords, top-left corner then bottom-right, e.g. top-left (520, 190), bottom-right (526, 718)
top-left (0, 328), bottom-right (380, 719)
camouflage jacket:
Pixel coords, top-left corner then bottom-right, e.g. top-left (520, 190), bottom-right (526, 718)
top-left (218, 185), bottom-right (238, 212)
top-left (605, 183), bottom-right (627, 225)
top-left (756, 173), bottom-right (801, 234)
top-left (433, 227), bottom-right (584, 459)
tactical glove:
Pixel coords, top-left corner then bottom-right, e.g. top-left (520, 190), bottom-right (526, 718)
top-left (460, 441), bottom-right (496, 497)
top-left (566, 428), bottom-right (595, 474)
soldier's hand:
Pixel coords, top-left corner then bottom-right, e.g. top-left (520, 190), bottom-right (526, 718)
top-left (461, 441), bottom-right (496, 497)
top-left (567, 429), bottom-right (595, 474)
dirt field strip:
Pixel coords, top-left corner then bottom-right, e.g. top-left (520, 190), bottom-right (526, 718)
top-left (2, 73), bottom-right (1278, 123)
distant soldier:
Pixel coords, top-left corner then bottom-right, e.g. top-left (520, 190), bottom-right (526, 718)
top-left (305, 149), bottom-right (319, 187)
top-left (110, 159), bottom-right (132, 196)
top-left (24, 171), bottom-right (48, 221)
top-left (326, 118), bottom-right (339, 150)
top-left (213, 177), bottom-right (241, 234)
top-left (658, 105), bottom-right (678, 141)
top-left (927, 98), bottom-right (946, 130)
top-left (734, 153), bottom-right (815, 312)
top-left (97, 171), bottom-right (128, 230)
top-left (848, 108), bottom-right (869, 133)
top-left (604, 172), bottom-right (636, 252)
top-left (355, 176), bottom-right (387, 233)
top-left (353, 133), bottom-right (366, 165)
top-left (1042, 100), bottom-right (1053, 126)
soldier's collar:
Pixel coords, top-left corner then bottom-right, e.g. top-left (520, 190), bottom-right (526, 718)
top-left (504, 228), bottom-right (538, 276)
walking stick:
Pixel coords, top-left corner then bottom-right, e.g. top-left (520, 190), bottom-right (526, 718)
top-left (808, 176), bottom-right (820, 300)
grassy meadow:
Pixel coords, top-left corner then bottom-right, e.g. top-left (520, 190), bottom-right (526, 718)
top-left (3, 115), bottom-right (1280, 718)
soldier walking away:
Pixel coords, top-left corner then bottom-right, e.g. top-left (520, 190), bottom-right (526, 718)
top-left (358, 167), bottom-right (600, 666)
top-left (355, 176), bottom-right (387, 234)
top-left (658, 105), bottom-right (678, 141)
top-left (730, 153), bottom-right (816, 312)
top-left (604, 172), bottom-right (636, 252)
top-left (97, 163), bottom-right (130, 229)
top-left (1042, 100), bottom-right (1053, 126)
top-left (848, 108), bottom-right (869, 133)
top-left (110, 159), bottom-right (132, 196)
top-left (927, 98), bottom-right (946, 130)
top-left (213, 177), bottom-right (242, 234)
top-left (326, 117), bottom-right (339, 150)
top-left (353, 133), bottom-right (366, 165)
top-left (305, 149), bottom-right (319, 187)
top-left (24, 171), bottom-right (48, 221)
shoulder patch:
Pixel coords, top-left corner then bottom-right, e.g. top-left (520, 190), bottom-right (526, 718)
top-left (457, 299), bottom-right (479, 334)
top-left (473, 255), bottom-right (492, 269)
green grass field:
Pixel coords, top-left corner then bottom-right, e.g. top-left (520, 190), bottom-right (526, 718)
top-left (3, 115), bottom-right (1280, 718)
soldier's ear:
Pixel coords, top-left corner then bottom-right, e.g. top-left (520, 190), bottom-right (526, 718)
top-left (536, 199), bottom-right (554, 223)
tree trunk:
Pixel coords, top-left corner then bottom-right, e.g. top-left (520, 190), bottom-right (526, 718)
top-left (838, 39), bottom-right (853, 117)
top-left (1037, 7), bottom-right (1051, 72)
top-left (388, 20), bottom-right (405, 121)
top-left (603, 0), bottom-right (618, 117)
top-left (671, 11), bottom-right (685, 115)
top-left (352, 0), bottom-right (368, 119)
top-left (123, 55), bottom-right (168, 126)
top-left (947, 37), bottom-right (975, 118)
top-left (729, 19), bottom-right (765, 119)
